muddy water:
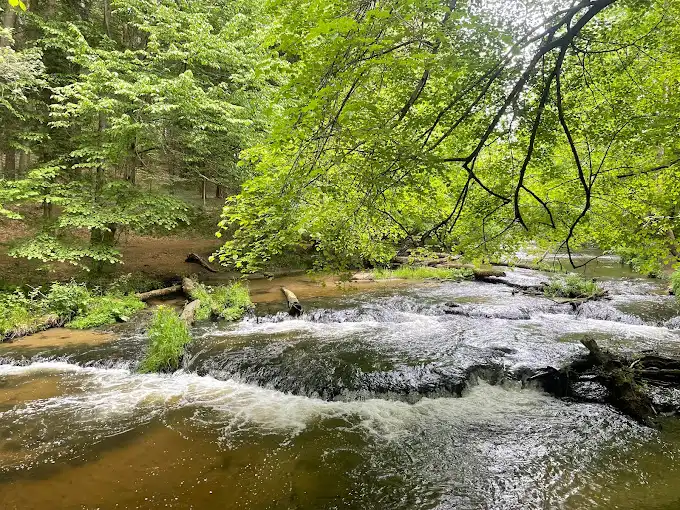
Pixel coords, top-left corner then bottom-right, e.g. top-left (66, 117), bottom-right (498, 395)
top-left (2, 260), bottom-right (680, 509)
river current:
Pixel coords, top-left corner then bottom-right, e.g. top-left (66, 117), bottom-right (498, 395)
top-left (1, 259), bottom-right (680, 509)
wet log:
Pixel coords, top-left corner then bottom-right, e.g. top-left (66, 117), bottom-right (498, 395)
top-left (281, 287), bottom-right (303, 316)
top-left (185, 253), bottom-right (218, 273)
top-left (179, 299), bottom-right (201, 326)
top-left (580, 337), bottom-right (657, 426)
top-left (476, 276), bottom-right (546, 294)
top-left (182, 277), bottom-right (198, 298)
top-left (136, 284), bottom-right (183, 302)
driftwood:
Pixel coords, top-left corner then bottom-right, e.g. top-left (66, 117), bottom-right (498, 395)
top-left (181, 277), bottom-right (198, 297)
top-left (179, 299), bottom-right (201, 326)
top-left (136, 284), bottom-right (183, 302)
top-left (281, 287), bottom-right (303, 316)
top-left (185, 253), bottom-right (218, 273)
top-left (580, 337), bottom-right (657, 426)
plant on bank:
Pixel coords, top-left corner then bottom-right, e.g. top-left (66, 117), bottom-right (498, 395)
top-left (138, 306), bottom-right (192, 373)
top-left (543, 274), bottom-right (605, 299)
top-left (0, 281), bottom-right (146, 339)
top-left (671, 270), bottom-right (680, 300)
top-left (187, 282), bottom-right (253, 321)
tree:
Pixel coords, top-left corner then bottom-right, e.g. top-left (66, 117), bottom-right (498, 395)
top-left (216, 0), bottom-right (680, 272)
top-left (0, 0), bottom-right (278, 269)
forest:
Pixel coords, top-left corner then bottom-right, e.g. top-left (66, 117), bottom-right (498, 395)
top-left (3, 1), bottom-right (680, 508)
top-left (0, 0), bottom-right (678, 276)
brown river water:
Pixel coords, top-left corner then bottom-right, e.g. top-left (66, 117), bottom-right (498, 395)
top-left (2, 256), bottom-right (680, 509)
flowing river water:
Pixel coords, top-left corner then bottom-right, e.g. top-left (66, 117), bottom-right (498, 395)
top-left (2, 259), bottom-right (680, 509)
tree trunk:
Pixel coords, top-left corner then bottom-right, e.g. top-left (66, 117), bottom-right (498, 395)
top-left (18, 151), bottom-right (28, 174)
top-left (215, 185), bottom-right (223, 199)
top-left (201, 178), bottom-right (207, 206)
top-left (0, 8), bottom-right (17, 47)
top-left (5, 150), bottom-right (16, 179)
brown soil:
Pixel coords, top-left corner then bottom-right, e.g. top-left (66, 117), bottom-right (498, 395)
top-left (0, 328), bottom-right (114, 348)
top-left (0, 232), bottom-right (223, 286)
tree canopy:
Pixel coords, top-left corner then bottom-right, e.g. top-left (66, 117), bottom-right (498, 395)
top-left (1, 0), bottom-right (678, 273)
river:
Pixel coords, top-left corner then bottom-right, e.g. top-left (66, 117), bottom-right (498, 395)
top-left (1, 259), bottom-right (680, 509)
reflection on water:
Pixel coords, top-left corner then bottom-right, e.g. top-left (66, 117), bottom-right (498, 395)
top-left (0, 260), bottom-right (680, 509)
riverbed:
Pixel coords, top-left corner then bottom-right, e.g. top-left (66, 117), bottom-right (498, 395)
top-left (1, 260), bottom-right (680, 509)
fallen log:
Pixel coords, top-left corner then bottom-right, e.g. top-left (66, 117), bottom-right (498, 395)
top-left (186, 253), bottom-right (218, 273)
top-left (179, 299), bottom-right (201, 326)
top-left (281, 287), bottom-right (303, 316)
top-left (182, 277), bottom-right (198, 298)
top-left (136, 284), bottom-right (183, 302)
top-left (580, 337), bottom-right (657, 426)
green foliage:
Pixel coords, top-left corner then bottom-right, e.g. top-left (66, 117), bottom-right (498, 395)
top-left (187, 281), bottom-right (252, 321)
top-left (43, 281), bottom-right (90, 319)
top-left (0, 281), bottom-right (146, 335)
top-left (0, 0), bottom-right (278, 269)
top-left (372, 266), bottom-right (473, 281)
top-left (544, 274), bottom-right (605, 299)
top-left (0, 290), bottom-right (41, 336)
top-left (138, 306), bottom-right (192, 373)
top-left (66, 294), bottom-right (145, 329)
top-left (671, 270), bottom-right (680, 300)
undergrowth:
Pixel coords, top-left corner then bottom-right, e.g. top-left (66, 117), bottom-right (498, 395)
top-left (671, 270), bottom-right (680, 300)
top-left (544, 273), bottom-right (605, 299)
top-left (372, 266), bottom-right (474, 281)
top-left (188, 282), bottom-right (253, 321)
top-left (138, 306), bottom-right (192, 373)
top-left (0, 281), bottom-right (147, 339)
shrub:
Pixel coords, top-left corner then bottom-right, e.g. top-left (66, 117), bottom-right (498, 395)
top-left (66, 294), bottom-right (146, 329)
top-left (0, 291), bottom-right (40, 336)
top-left (187, 281), bottom-right (252, 321)
top-left (44, 282), bottom-right (91, 320)
top-left (671, 270), bottom-right (680, 299)
top-left (139, 306), bottom-right (192, 373)
top-left (544, 273), bottom-right (604, 299)
top-left (373, 266), bottom-right (473, 281)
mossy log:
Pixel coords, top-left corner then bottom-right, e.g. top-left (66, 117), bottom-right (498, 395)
top-left (281, 287), bottom-right (303, 316)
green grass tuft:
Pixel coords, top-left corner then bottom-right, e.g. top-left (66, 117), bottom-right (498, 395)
top-left (187, 282), bottom-right (253, 321)
top-left (138, 306), bottom-right (192, 373)
top-left (544, 273), bottom-right (605, 299)
top-left (372, 266), bottom-right (474, 281)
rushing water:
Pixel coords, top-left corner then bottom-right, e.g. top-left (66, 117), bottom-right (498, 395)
top-left (2, 261), bottom-right (680, 509)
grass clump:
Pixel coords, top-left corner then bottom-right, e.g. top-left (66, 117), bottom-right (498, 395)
top-left (188, 282), bottom-right (253, 321)
top-left (671, 270), bottom-right (680, 300)
top-left (544, 273), bottom-right (605, 299)
top-left (66, 294), bottom-right (146, 329)
top-left (139, 306), bottom-right (192, 373)
top-left (373, 266), bottom-right (474, 281)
